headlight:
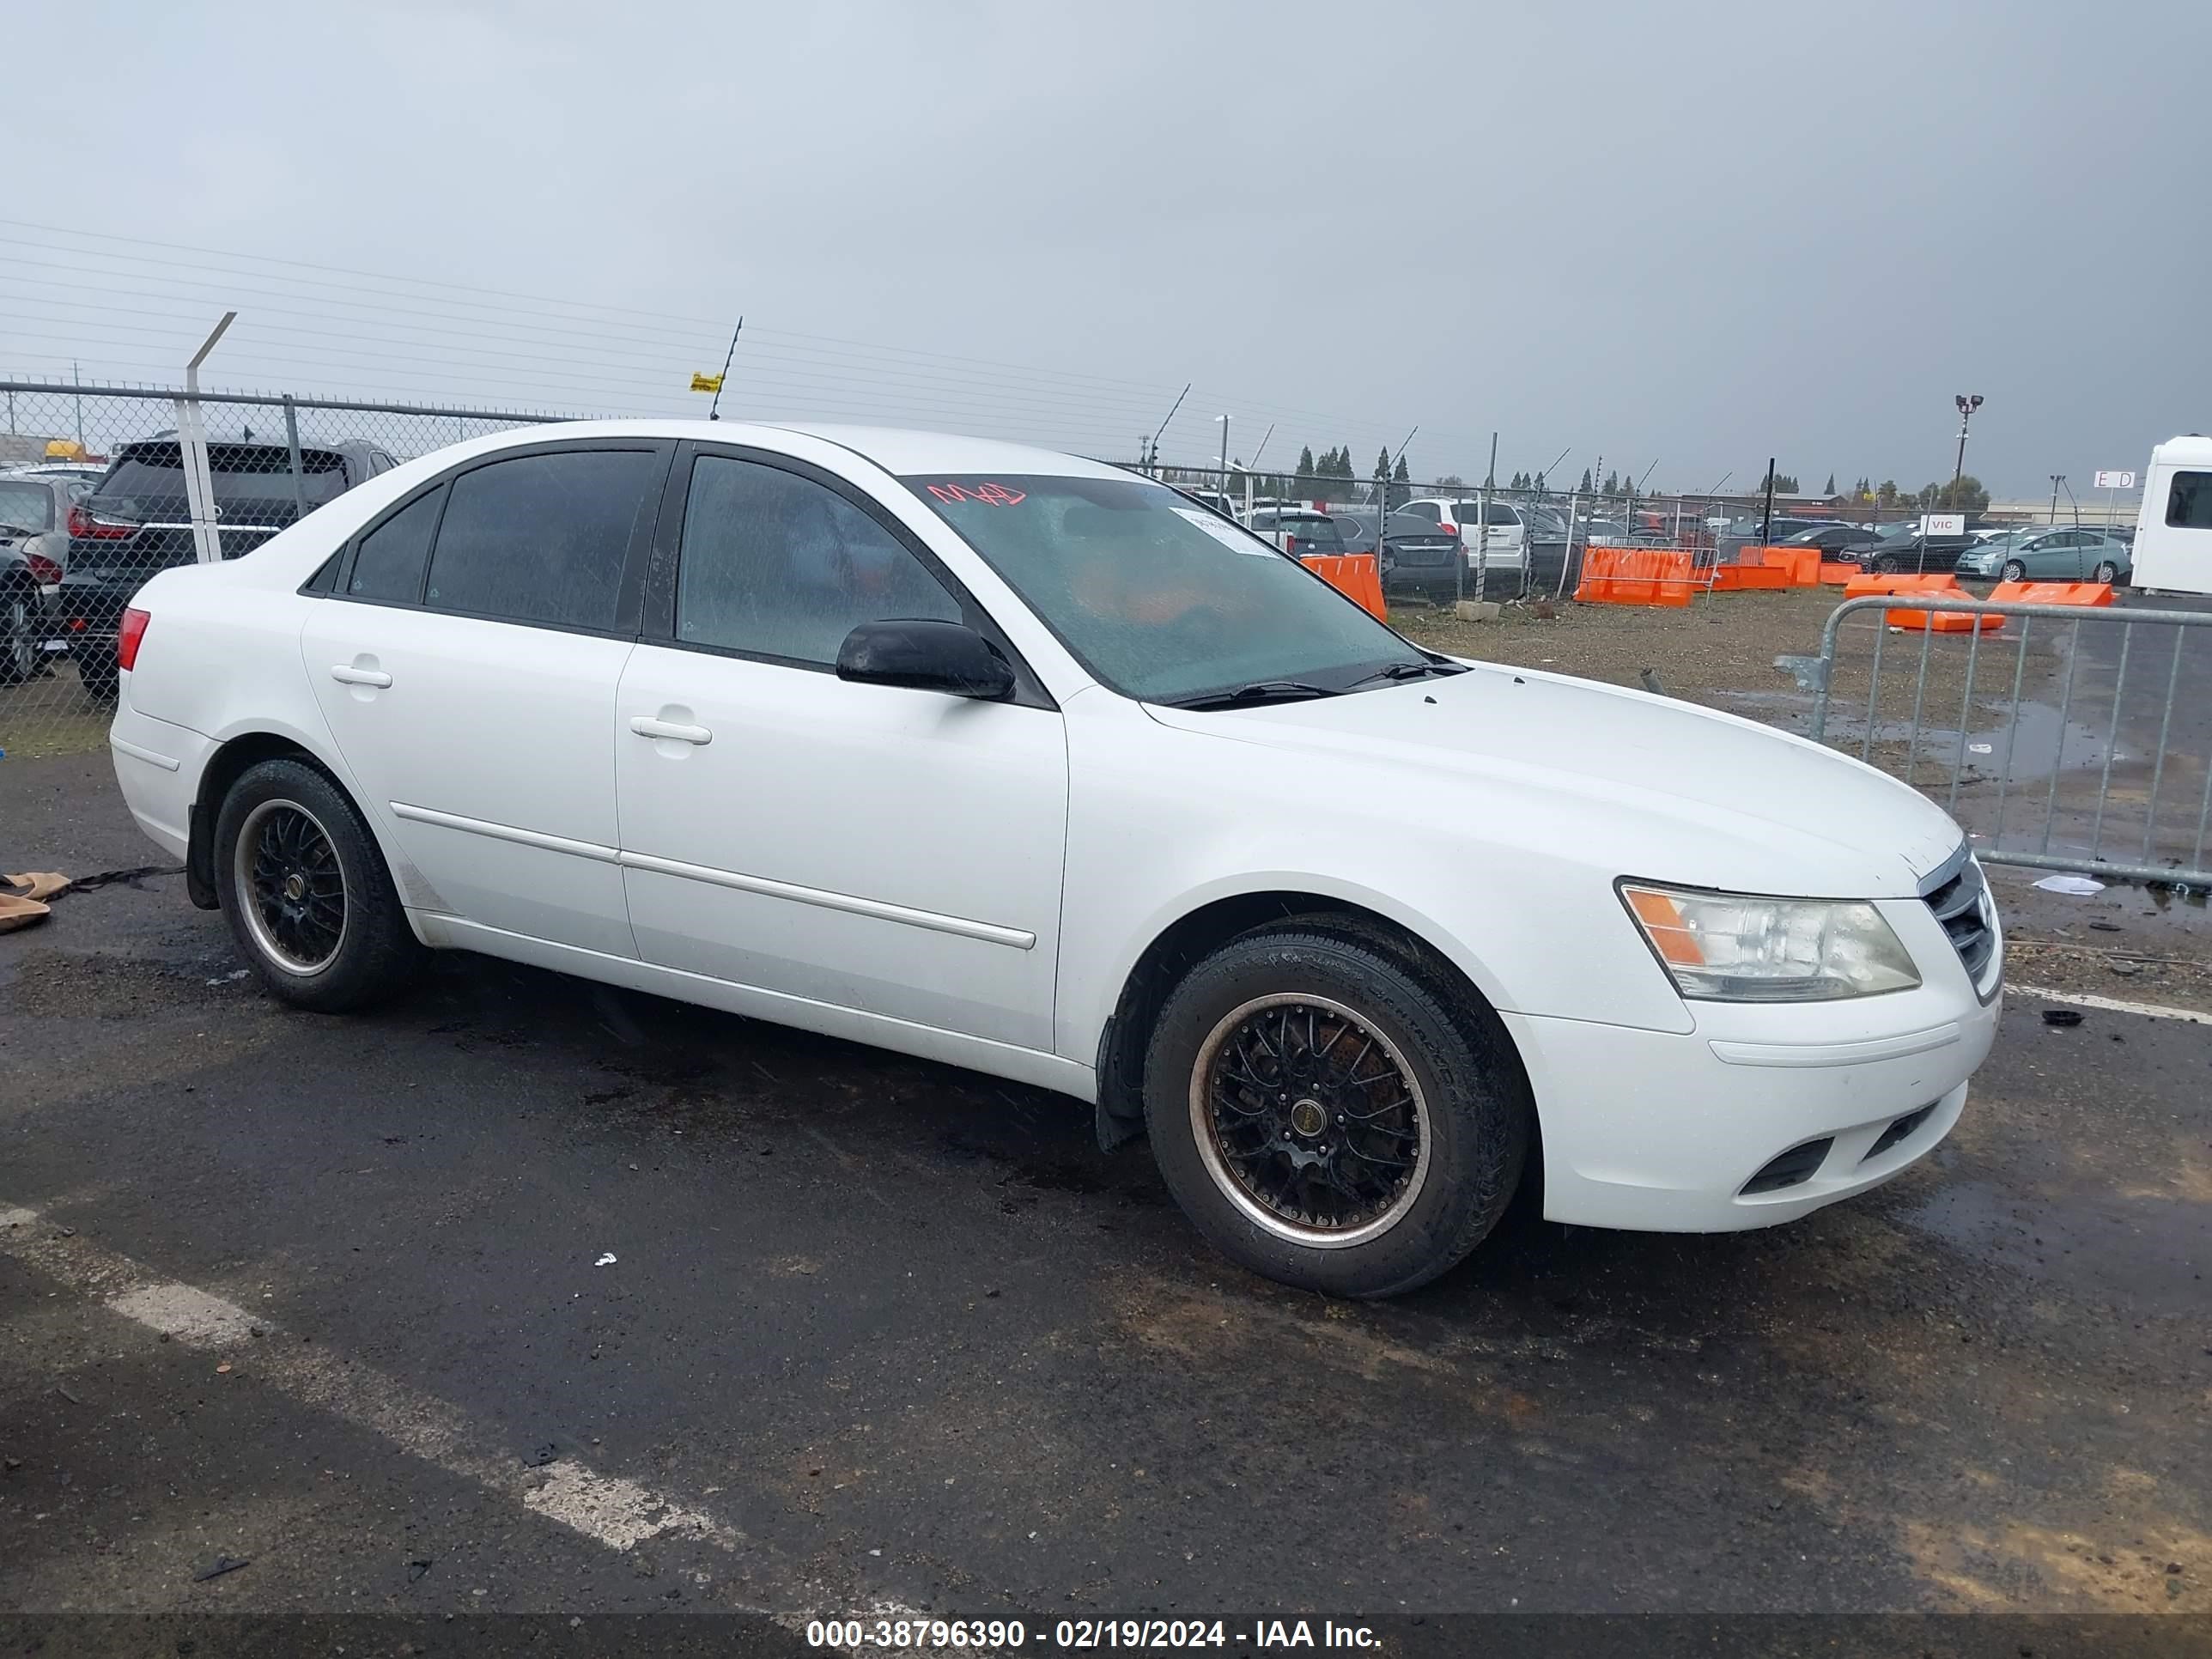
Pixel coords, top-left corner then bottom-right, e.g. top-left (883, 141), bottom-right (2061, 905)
top-left (1620, 884), bottom-right (1921, 1001)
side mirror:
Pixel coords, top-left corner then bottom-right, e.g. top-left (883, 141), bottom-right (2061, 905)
top-left (836, 618), bottom-right (1016, 700)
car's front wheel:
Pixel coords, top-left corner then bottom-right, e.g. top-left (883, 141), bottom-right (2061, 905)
top-left (1143, 923), bottom-right (1529, 1297)
top-left (213, 757), bottom-right (424, 1012)
top-left (2000, 559), bottom-right (2027, 583)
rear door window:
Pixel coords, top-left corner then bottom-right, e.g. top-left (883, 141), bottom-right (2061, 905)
top-left (422, 448), bottom-right (661, 630)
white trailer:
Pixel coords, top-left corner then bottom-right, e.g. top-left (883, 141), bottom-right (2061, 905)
top-left (2131, 434), bottom-right (2212, 596)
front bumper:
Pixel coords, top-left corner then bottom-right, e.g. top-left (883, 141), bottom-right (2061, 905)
top-left (1504, 896), bottom-right (2002, 1232)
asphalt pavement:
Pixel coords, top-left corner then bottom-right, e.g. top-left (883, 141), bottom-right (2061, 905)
top-left (2, 755), bottom-right (2208, 1632)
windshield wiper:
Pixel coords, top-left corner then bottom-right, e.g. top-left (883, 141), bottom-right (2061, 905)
top-left (1350, 658), bottom-right (1468, 686)
top-left (1166, 680), bottom-right (1343, 711)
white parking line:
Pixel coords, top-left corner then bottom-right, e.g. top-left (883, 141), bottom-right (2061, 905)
top-left (2012, 984), bottom-right (2212, 1025)
top-left (0, 1203), bottom-right (733, 1562)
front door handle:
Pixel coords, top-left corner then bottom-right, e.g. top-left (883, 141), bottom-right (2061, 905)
top-left (629, 716), bottom-right (713, 745)
top-left (331, 665), bottom-right (392, 688)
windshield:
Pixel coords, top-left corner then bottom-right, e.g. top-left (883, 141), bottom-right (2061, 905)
top-left (0, 481), bottom-right (52, 532)
top-left (901, 472), bottom-right (1426, 704)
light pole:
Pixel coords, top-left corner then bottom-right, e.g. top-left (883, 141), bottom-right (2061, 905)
top-left (1951, 393), bottom-right (1984, 510)
top-left (2048, 474), bottom-right (2064, 526)
top-left (1214, 414), bottom-right (1231, 501)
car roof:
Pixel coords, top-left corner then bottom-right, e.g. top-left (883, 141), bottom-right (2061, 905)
top-left (426, 420), bottom-right (1132, 482)
top-left (754, 423), bottom-right (1129, 479)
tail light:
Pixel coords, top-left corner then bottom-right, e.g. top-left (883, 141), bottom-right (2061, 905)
top-left (118, 607), bottom-right (150, 672)
top-left (25, 554), bottom-right (62, 584)
top-left (68, 503), bottom-right (134, 541)
top-left (1437, 519), bottom-right (1457, 537)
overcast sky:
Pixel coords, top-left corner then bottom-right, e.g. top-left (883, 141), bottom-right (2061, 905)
top-left (6, 0), bottom-right (2207, 496)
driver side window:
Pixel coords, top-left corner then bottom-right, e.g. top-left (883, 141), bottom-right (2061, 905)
top-left (675, 455), bottom-right (962, 667)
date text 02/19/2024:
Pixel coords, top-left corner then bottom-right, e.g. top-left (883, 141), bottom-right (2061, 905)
top-left (804, 1618), bottom-right (1382, 1649)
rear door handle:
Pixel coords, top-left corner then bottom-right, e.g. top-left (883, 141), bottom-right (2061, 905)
top-left (331, 665), bottom-right (392, 688)
top-left (629, 716), bottom-right (713, 745)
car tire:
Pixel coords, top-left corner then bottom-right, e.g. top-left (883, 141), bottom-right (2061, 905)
top-left (2000, 560), bottom-right (2027, 583)
top-left (213, 757), bottom-right (425, 1012)
top-left (1142, 923), bottom-right (1530, 1298)
top-left (1871, 555), bottom-right (1898, 574)
top-left (0, 583), bottom-right (39, 687)
top-left (2091, 560), bottom-right (2119, 585)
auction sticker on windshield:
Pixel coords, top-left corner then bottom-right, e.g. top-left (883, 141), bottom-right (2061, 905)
top-left (1171, 506), bottom-right (1273, 554)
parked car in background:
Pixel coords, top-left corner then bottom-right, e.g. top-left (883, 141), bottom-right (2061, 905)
top-left (1956, 527), bottom-right (2130, 585)
top-left (2, 472), bottom-right (94, 684)
top-left (1715, 517), bottom-right (1833, 562)
top-left (1398, 496), bottom-right (1526, 573)
top-left (1245, 507), bottom-right (1347, 556)
top-left (1170, 486), bottom-right (1240, 519)
top-left (4, 460), bottom-right (110, 489)
top-left (1328, 508), bottom-right (1468, 596)
top-left (106, 418), bottom-right (2002, 1299)
top-left (1832, 520), bottom-right (1993, 574)
top-left (52, 434), bottom-right (395, 698)
top-left (1775, 523), bottom-right (1867, 556)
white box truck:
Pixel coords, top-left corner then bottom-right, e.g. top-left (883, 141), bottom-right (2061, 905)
top-left (2131, 435), bottom-right (2212, 596)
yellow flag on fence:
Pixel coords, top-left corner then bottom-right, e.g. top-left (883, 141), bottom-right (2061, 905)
top-left (690, 372), bottom-right (725, 393)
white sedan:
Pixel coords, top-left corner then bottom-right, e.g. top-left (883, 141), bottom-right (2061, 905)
top-left (106, 422), bottom-right (2002, 1297)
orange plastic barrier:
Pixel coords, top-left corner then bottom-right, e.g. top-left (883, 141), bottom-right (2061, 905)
top-left (1711, 563), bottom-right (1792, 592)
top-left (1818, 562), bottom-right (1856, 585)
top-left (1985, 580), bottom-right (2114, 608)
top-left (1575, 546), bottom-right (1698, 607)
top-left (1844, 572), bottom-right (1960, 599)
top-left (1886, 607), bottom-right (2002, 633)
top-left (1756, 546), bottom-right (1821, 586)
top-left (1300, 552), bottom-right (1387, 620)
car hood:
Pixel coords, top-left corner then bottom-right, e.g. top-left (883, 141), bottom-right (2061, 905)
top-left (1145, 664), bottom-right (1964, 899)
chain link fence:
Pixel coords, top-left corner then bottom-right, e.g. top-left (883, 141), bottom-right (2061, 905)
top-left (2, 380), bottom-right (563, 759)
top-left (1127, 459), bottom-right (1877, 605)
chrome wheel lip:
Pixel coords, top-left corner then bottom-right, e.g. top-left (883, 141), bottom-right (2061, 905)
top-left (1188, 991), bottom-right (1432, 1250)
top-left (232, 797), bottom-right (348, 977)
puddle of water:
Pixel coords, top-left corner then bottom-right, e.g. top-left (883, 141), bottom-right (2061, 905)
top-left (1898, 1178), bottom-right (2206, 1316)
top-left (1723, 690), bottom-right (2106, 783)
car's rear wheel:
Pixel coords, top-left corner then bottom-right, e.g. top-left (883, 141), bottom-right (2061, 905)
top-left (2000, 559), bottom-right (2027, 583)
top-left (214, 757), bottom-right (423, 1012)
top-left (2091, 560), bottom-right (2119, 585)
top-left (0, 585), bottom-right (38, 687)
top-left (1143, 924), bottom-right (1528, 1297)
